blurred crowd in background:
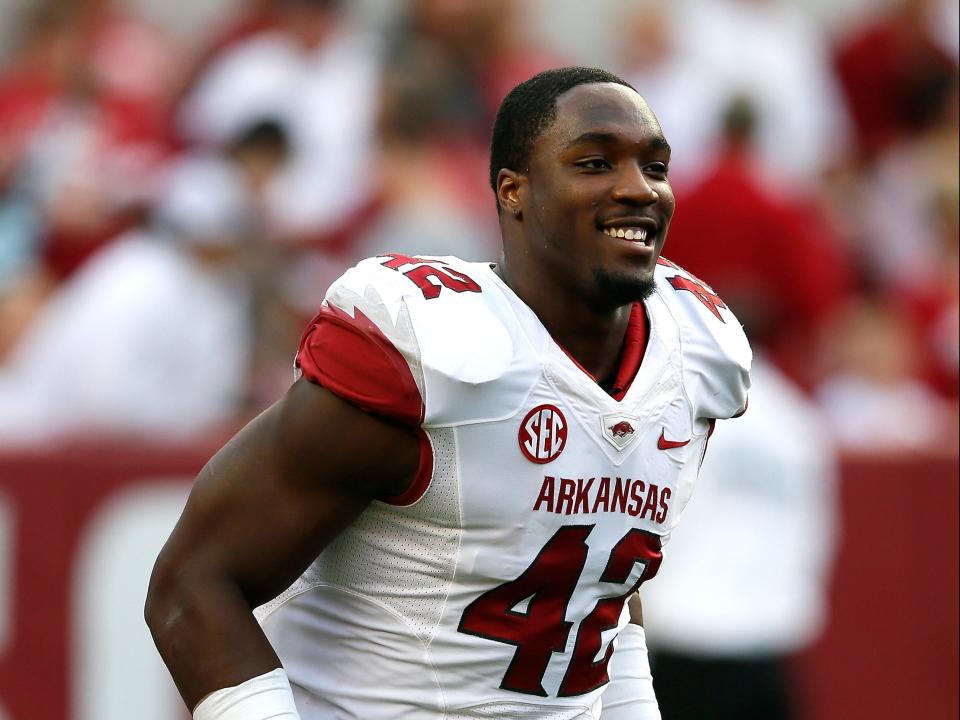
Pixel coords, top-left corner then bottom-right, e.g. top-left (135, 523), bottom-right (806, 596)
top-left (0, 2), bottom-right (955, 717)
top-left (0, 0), bottom-right (956, 450)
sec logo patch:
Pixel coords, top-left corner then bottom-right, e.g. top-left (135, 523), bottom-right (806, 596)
top-left (519, 404), bottom-right (567, 464)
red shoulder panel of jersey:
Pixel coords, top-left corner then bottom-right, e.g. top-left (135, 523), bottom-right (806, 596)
top-left (296, 303), bottom-right (423, 426)
top-left (295, 303), bottom-right (433, 506)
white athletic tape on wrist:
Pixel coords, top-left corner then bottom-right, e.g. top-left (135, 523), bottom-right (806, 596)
top-left (193, 668), bottom-right (301, 720)
top-left (600, 624), bottom-right (662, 720)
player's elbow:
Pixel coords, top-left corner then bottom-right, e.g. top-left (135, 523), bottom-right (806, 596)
top-left (144, 552), bottom-right (182, 638)
top-left (144, 549), bottom-right (211, 645)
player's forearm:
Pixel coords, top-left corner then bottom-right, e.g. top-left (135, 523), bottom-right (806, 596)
top-left (599, 593), bottom-right (661, 719)
top-left (601, 623), bottom-right (660, 720)
top-left (145, 558), bottom-right (283, 711)
top-left (628, 591), bottom-right (644, 626)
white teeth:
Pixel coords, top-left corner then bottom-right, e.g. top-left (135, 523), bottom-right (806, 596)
top-left (603, 227), bottom-right (650, 243)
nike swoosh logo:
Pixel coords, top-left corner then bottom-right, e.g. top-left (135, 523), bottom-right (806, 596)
top-left (658, 429), bottom-right (691, 450)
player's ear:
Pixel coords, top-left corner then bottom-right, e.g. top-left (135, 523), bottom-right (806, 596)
top-left (496, 169), bottom-right (525, 219)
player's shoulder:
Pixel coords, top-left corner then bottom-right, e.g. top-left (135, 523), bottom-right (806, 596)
top-left (330, 254), bottom-right (490, 310)
top-left (653, 256), bottom-right (752, 419)
top-left (326, 255), bottom-right (508, 347)
top-left (327, 254), bottom-right (522, 388)
top-left (654, 256), bottom-right (751, 365)
top-left (652, 256), bottom-right (732, 327)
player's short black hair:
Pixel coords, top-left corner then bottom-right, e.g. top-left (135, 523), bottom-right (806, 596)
top-left (489, 66), bottom-right (637, 205)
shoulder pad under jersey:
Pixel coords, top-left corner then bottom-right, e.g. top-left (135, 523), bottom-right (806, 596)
top-left (653, 257), bottom-right (752, 421)
top-left (324, 254), bottom-right (540, 426)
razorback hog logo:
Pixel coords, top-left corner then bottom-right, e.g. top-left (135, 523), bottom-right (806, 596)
top-left (609, 421), bottom-right (635, 438)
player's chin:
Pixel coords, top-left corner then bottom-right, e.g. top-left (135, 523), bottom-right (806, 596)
top-left (592, 266), bottom-right (657, 306)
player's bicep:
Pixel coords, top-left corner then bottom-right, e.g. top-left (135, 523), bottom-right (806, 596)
top-left (159, 378), bottom-right (419, 606)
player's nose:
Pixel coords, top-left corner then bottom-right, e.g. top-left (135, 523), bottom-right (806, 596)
top-left (610, 163), bottom-right (659, 206)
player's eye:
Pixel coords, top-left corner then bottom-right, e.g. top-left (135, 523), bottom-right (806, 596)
top-left (644, 162), bottom-right (669, 178)
top-left (576, 157), bottom-right (612, 171)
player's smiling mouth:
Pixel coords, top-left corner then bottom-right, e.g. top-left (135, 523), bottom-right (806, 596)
top-left (602, 226), bottom-right (651, 244)
top-left (599, 217), bottom-right (659, 247)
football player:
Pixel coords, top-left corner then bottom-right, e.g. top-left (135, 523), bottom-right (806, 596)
top-left (146, 66), bottom-right (750, 720)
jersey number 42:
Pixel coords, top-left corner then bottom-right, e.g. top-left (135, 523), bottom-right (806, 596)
top-left (457, 525), bottom-right (662, 697)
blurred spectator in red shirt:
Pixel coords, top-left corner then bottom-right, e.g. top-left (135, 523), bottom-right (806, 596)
top-left (903, 187), bottom-right (959, 399)
top-left (665, 96), bottom-right (853, 389)
top-left (834, 0), bottom-right (958, 162)
top-left (832, 57), bottom-right (959, 400)
top-left (0, 0), bottom-right (177, 280)
top-left (893, 101), bottom-right (960, 400)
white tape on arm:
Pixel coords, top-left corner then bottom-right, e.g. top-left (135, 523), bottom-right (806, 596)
top-left (193, 668), bottom-right (301, 720)
top-left (600, 624), bottom-right (662, 720)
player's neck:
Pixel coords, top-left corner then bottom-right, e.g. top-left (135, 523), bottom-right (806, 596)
top-left (494, 261), bottom-right (632, 384)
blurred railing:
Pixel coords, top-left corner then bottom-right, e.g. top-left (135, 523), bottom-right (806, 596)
top-left (0, 442), bottom-right (956, 720)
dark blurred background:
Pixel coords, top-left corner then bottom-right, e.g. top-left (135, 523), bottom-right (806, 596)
top-left (0, 1), bottom-right (956, 719)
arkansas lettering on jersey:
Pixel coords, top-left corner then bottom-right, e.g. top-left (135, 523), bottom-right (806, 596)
top-left (260, 254), bottom-right (751, 719)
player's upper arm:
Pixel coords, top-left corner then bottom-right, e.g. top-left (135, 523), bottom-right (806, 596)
top-left (157, 378), bottom-right (419, 607)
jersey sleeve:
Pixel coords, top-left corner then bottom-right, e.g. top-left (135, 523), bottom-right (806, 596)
top-left (298, 253), bottom-right (542, 435)
top-left (295, 258), bottom-right (427, 427)
top-left (656, 258), bottom-right (752, 423)
top-left (294, 259), bottom-right (437, 505)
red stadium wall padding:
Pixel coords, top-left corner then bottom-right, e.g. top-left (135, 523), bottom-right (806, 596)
top-left (0, 444), bottom-right (210, 720)
top-left (0, 444), bottom-right (956, 720)
top-left (797, 453), bottom-right (959, 720)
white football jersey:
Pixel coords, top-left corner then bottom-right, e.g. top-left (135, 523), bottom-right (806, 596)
top-left (256, 254), bottom-right (751, 719)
